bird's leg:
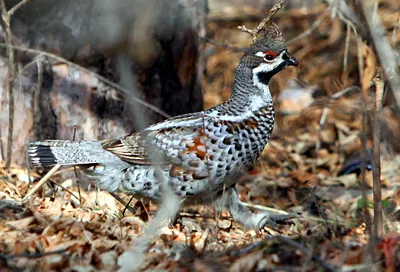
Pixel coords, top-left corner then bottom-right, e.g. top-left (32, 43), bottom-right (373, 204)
top-left (214, 186), bottom-right (296, 229)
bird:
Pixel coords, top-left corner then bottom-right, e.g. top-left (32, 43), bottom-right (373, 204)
top-left (28, 22), bottom-right (298, 229)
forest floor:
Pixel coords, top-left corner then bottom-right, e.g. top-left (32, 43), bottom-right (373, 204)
top-left (1, 1), bottom-right (400, 271)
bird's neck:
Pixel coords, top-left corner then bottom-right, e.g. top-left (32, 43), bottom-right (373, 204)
top-left (213, 63), bottom-right (273, 116)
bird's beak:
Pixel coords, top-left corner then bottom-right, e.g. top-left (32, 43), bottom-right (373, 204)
top-left (282, 50), bottom-right (299, 67)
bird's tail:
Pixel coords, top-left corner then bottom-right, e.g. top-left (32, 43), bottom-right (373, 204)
top-left (28, 140), bottom-right (102, 167)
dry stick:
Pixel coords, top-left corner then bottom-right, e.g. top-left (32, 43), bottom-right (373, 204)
top-left (22, 165), bottom-right (61, 202)
top-left (0, 0), bottom-right (30, 169)
top-left (115, 53), bottom-right (180, 272)
top-left (72, 126), bottom-right (82, 206)
top-left (392, 15), bottom-right (399, 48)
top-left (7, 0), bottom-right (29, 16)
top-left (287, 7), bottom-right (330, 46)
top-left (199, 36), bottom-right (245, 52)
top-left (49, 180), bottom-right (80, 203)
top-left (372, 76), bottom-right (384, 239)
top-left (287, 0), bottom-right (347, 47)
top-left (0, 248), bottom-right (66, 260)
top-left (353, 25), bottom-right (372, 224)
top-left (203, 4), bottom-right (327, 52)
top-left (357, 39), bottom-right (375, 265)
top-left (33, 58), bottom-right (43, 123)
top-left (209, 7), bottom-right (323, 24)
top-left (357, 0), bottom-right (400, 110)
top-left (238, 0), bottom-right (286, 40)
top-left (118, 194), bottom-right (135, 215)
top-left (1, 0), bottom-right (16, 170)
top-left (343, 23), bottom-right (351, 71)
top-left (0, 43), bottom-right (170, 119)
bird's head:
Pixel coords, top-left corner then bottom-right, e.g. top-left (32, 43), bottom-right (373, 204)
top-left (241, 23), bottom-right (298, 87)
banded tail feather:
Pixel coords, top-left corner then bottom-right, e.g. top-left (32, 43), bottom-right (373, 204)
top-left (28, 140), bottom-right (102, 167)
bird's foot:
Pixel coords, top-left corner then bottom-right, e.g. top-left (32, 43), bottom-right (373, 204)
top-left (257, 213), bottom-right (299, 229)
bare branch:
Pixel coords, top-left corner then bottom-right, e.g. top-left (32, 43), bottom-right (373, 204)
top-left (0, 43), bottom-right (170, 119)
top-left (7, 0), bottom-right (29, 16)
top-left (1, 0), bottom-right (16, 170)
top-left (357, 0), bottom-right (400, 109)
top-left (372, 75), bottom-right (385, 239)
top-left (238, 0), bottom-right (286, 41)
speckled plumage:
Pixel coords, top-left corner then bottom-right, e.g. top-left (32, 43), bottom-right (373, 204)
top-left (29, 23), bottom-right (298, 229)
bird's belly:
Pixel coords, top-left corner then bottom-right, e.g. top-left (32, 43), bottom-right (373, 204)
top-left (117, 132), bottom-right (271, 202)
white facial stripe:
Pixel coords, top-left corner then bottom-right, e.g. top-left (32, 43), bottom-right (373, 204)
top-left (250, 50), bottom-right (288, 102)
top-left (253, 51), bottom-right (286, 74)
top-left (255, 51), bottom-right (265, 57)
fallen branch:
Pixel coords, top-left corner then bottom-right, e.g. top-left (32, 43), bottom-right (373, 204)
top-left (22, 165), bottom-right (61, 202)
top-left (0, 249), bottom-right (67, 260)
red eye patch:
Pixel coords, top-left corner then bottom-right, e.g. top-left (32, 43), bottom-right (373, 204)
top-left (264, 51), bottom-right (277, 60)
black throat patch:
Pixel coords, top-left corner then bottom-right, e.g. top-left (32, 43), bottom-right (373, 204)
top-left (257, 71), bottom-right (274, 85)
top-left (256, 62), bottom-right (289, 85)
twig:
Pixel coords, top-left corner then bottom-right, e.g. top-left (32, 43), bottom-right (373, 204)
top-left (208, 7), bottom-right (323, 24)
top-left (46, 180), bottom-right (80, 203)
top-left (32, 57), bottom-right (43, 125)
top-left (343, 23), bottom-right (351, 71)
top-left (178, 212), bottom-right (230, 220)
top-left (199, 36), bottom-right (245, 52)
top-left (241, 202), bottom-right (289, 215)
top-left (0, 43), bottom-right (170, 119)
top-left (276, 236), bottom-right (338, 272)
top-left (357, 37), bottom-right (375, 264)
top-left (372, 75), bottom-right (384, 239)
top-left (287, 7), bottom-right (331, 46)
top-left (115, 52), bottom-right (181, 271)
top-left (121, 196), bottom-right (135, 216)
top-left (72, 125), bottom-right (82, 205)
top-left (357, 0), bottom-right (400, 110)
top-left (7, 0), bottom-right (29, 16)
top-left (310, 188), bottom-right (330, 228)
top-left (238, 0), bottom-right (286, 41)
top-left (110, 192), bottom-right (135, 215)
top-left (0, 249), bottom-right (67, 260)
top-left (22, 165), bottom-right (61, 202)
top-left (0, 118), bottom-right (3, 161)
top-left (1, 0), bottom-right (16, 169)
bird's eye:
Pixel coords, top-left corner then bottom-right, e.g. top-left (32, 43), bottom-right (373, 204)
top-left (264, 51), bottom-right (277, 61)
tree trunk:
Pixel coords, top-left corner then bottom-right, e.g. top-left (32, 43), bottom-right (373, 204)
top-left (0, 0), bottom-right (206, 166)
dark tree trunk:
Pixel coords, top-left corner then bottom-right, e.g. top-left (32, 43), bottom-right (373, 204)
top-left (0, 0), bottom-right (206, 166)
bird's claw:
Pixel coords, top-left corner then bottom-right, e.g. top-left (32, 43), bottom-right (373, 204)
top-left (259, 213), bottom-right (299, 229)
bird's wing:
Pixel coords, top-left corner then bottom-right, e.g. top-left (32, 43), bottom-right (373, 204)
top-left (101, 112), bottom-right (211, 165)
